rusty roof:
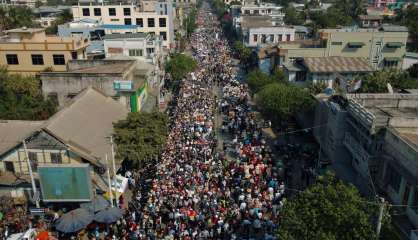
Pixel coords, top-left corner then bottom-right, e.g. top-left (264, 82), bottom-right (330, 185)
top-left (303, 57), bottom-right (374, 73)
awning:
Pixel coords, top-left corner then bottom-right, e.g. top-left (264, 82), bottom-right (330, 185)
top-left (347, 42), bottom-right (365, 48)
top-left (386, 42), bottom-right (404, 48)
top-left (384, 57), bottom-right (401, 62)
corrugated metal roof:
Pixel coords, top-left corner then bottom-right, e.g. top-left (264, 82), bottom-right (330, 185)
top-left (303, 57), bottom-right (374, 73)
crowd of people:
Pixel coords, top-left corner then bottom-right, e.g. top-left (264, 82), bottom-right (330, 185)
top-left (121, 4), bottom-right (286, 239)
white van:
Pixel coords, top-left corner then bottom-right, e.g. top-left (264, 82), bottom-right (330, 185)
top-left (6, 229), bottom-right (37, 240)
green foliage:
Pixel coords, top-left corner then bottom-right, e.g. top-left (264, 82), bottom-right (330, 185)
top-left (408, 64), bottom-right (418, 78)
top-left (359, 70), bottom-right (418, 93)
top-left (233, 41), bottom-right (251, 63)
top-left (247, 69), bottom-right (285, 93)
top-left (309, 81), bottom-right (328, 95)
top-left (283, 6), bottom-right (304, 25)
top-left (278, 173), bottom-right (387, 240)
top-left (0, 69), bottom-right (56, 120)
top-left (165, 53), bottom-right (197, 81)
top-left (113, 111), bottom-right (168, 168)
top-left (0, 6), bottom-right (39, 30)
top-left (256, 83), bottom-right (314, 121)
top-left (309, 6), bottom-right (353, 28)
top-left (183, 7), bottom-right (197, 38)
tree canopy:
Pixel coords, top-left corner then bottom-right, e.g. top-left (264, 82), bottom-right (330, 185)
top-left (283, 6), bottom-right (304, 25)
top-left (359, 69), bottom-right (418, 93)
top-left (247, 69), bottom-right (285, 93)
top-left (278, 173), bottom-right (388, 240)
top-left (165, 53), bottom-right (197, 81)
top-left (45, 9), bottom-right (73, 34)
top-left (0, 68), bottom-right (57, 120)
top-left (183, 7), bottom-right (197, 38)
top-left (113, 111), bottom-right (168, 168)
top-left (0, 6), bottom-right (39, 30)
top-left (255, 83), bottom-right (314, 122)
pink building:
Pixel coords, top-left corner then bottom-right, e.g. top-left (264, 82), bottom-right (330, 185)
top-left (373, 0), bottom-right (396, 8)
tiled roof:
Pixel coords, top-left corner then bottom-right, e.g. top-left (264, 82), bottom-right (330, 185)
top-left (303, 57), bottom-right (374, 73)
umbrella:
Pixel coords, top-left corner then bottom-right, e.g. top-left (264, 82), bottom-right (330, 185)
top-left (94, 207), bottom-right (124, 224)
top-left (55, 208), bottom-right (94, 233)
top-left (80, 195), bottom-right (110, 213)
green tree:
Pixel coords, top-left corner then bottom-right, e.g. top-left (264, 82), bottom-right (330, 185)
top-left (247, 69), bottom-right (285, 93)
top-left (165, 53), bottom-right (197, 81)
top-left (359, 70), bottom-right (418, 93)
top-left (0, 69), bottom-right (56, 120)
top-left (183, 7), bottom-right (197, 38)
top-left (407, 63), bottom-right (418, 78)
top-left (256, 83), bottom-right (314, 122)
top-left (113, 111), bottom-right (168, 168)
top-left (283, 6), bottom-right (304, 25)
top-left (402, 5), bottom-right (418, 51)
top-left (233, 41), bottom-right (251, 64)
top-left (0, 6), bottom-right (39, 30)
top-left (278, 173), bottom-right (388, 240)
top-left (45, 9), bottom-right (73, 34)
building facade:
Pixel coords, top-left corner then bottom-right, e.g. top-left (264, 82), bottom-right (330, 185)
top-left (274, 25), bottom-right (408, 70)
top-left (0, 28), bottom-right (89, 75)
top-left (71, 1), bottom-right (175, 48)
top-left (247, 27), bottom-right (295, 47)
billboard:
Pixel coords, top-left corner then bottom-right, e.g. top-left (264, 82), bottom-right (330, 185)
top-left (38, 164), bottom-right (93, 202)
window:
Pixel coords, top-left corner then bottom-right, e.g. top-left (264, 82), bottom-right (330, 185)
top-left (253, 34), bottom-right (258, 42)
top-left (123, 8), bottom-right (131, 16)
top-left (129, 49), bottom-right (143, 56)
top-left (244, 10), bottom-right (250, 14)
top-left (147, 48), bottom-right (155, 55)
top-left (384, 60), bottom-right (398, 68)
top-left (147, 18), bottom-right (155, 27)
top-left (160, 31), bottom-right (167, 41)
top-left (254, 10), bottom-right (259, 14)
top-left (124, 18), bottom-right (132, 25)
top-left (261, 34), bottom-right (266, 43)
top-left (269, 34), bottom-right (274, 42)
top-left (82, 8), bottom-right (90, 16)
top-left (278, 34), bottom-right (282, 41)
top-left (159, 18), bottom-right (166, 27)
top-left (5, 162), bottom-right (14, 173)
top-left (6, 54), bottom-right (18, 65)
top-left (136, 18), bottom-right (143, 26)
top-left (53, 54), bottom-right (65, 65)
top-left (94, 8), bottom-right (101, 16)
top-left (71, 51), bottom-right (78, 60)
top-left (31, 54), bottom-right (44, 65)
top-left (28, 152), bottom-right (38, 171)
top-left (286, 34), bottom-right (291, 41)
top-left (109, 8), bottom-right (116, 16)
top-left (50, 152), bottom-right (62, 164)
top-left (387, 165), bottom-right (402, 193)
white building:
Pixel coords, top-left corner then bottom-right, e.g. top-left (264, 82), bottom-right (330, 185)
top-left (72, 0), bottom-right (175, 48)
top-left (247, 27), bottom-right (295, 47)
top-left (103, 33), bottom-right (162, 63)
top-left (8, 0), bottom-right (46, 8)
top-left (403, 52), bottom-right (418, 70)
top-left (241, 2), bottom-right (284, 19)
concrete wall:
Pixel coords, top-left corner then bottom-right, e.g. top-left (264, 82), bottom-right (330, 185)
top-left (403, 56), bottom-right (418, 70)
top-left (247, 27), bottom-right (295, 47)
top-left (104, 38), bottom-right (157, 61)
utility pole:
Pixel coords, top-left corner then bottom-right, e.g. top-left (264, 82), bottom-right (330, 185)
top-left (22, 140), bottom-right (40, 208)
top-left (376, 197), bottom-right (385, 239)
top-left (105, 154), bottom-right (114, 207)
top-left (110, 136), bottom-right (118, 205)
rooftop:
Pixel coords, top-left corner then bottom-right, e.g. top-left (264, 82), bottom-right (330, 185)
top-left (395, 127), bottom-right (418, 151)
top-left (302, 57), bottom-right (373, 73)
top-left (240, 15), bottom-right (280, 29)
top-left (70, 62), bottom-right (134, 74)
top-left (4, 28), bottom-right (44, 34)
top-left (41, 60), bottom-right (136, 76)
top-left (103, 32), bottom-right (147, 40)
top-left (0, 120), bottom-right (45, 156)
top-left (359, 14), bottom-right (383, 20)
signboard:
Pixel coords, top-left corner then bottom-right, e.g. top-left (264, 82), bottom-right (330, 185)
top-left (113, 80), bottom-right (133, 91)
top-left (38, 164), bottom-right (93, 202)
top-left (108, 47), bottom-right (123, 54)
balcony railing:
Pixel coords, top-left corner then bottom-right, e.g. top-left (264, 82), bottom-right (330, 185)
top-left (343, 133), bottom-right (371, 163)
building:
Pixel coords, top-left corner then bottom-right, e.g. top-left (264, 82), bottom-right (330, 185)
top-left (403, 52), bottom-right (418, 70)
top-left (240, 2), bottom-right (284, 19)
top-left (273, 25), bottom-right (408, 71)
top-left (237, 16), bottom-right (294, 47)
top-left (310, 93), bottom-right (418, 233)
top-left (71, 1), bottom-right (175, 48)
top-left (358, 15), bottom-right (383, 28)
top-left (33, 6), bottom-right (72, 27)
top-left (8, 0), bottom-right (46, 8)
top-left (283, 57), bottom-right (374, 87)
top-left (0, 28), bottom-right (89, 75)
top-left (372, 0), bottom-right (396, 8)
top-left (0, 87), bottom-right (129, 192)
top-left (40, 59), bottom-right (154, 112)
top-left (103, 32), bottom-right (162, 62)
